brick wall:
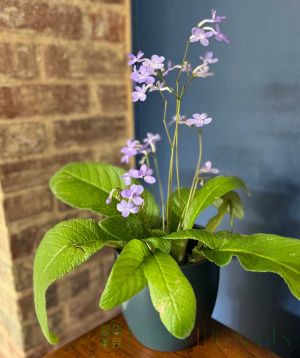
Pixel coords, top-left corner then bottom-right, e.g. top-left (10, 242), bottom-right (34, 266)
top-left (0, 0), bottom-right (132, 357)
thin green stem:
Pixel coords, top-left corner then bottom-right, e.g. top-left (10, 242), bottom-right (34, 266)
top-left (159, 91), bottom-right (172, 146)
top-left (153, 154), bottom-right (165, 231)
top-left (176, 41), bottom-right (190, 83)
top-left (178, 130), bottom-right (203, 229)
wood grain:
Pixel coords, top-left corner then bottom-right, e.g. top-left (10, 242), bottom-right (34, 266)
top-left (46, 315), bottom-right (279, 358)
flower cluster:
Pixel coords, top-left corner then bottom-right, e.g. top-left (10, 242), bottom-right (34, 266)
top-left (120, 133), bottom-right (161, 163)
top-left (106, 132), bottom-right (159, 217)
top-left (128, 12), bottom-right (228, 104)
top-left (190, 9), bottom-right (229, 46)
top-left (106, 163), bottom-right (157, 218)
top-left (128, 51), bottom-right (171, 103)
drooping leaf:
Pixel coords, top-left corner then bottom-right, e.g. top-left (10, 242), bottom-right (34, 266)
top-left (34, 219), bottom-right (114, 344)
top-left (143, 237), bottom-right (171, 253)
top-left (183, 176), bottom-right (248, 229)
top-left (143, 252), bottom-right (196, 339)
top-left (50, 162), bottom-right (126, 216)
top-left (213, 191), bottom-right (244, 221)
top-left (100, 239), bottom-right (150, 309)
top-left (165, 229), bottom-right (300, 300)
top-left (99, 215), bottom-right (148, 242)
top-left (206, 200), bottom-right (229, 232)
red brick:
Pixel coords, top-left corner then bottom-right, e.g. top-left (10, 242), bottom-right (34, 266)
top-left (4, 187), bottom-right (53, 222)
top-left (18, 285), bottom-right (58, 322)
top-left (0, 122), bottom-right (47, 159)
top-left (0, 1), bottom-right (82, 40)
top-left (0, 151), bottom-right (94, 193)
top-left (0, 85), bottom-right (89, 118)
top-left (89, 10), bottom-right (125, 43)
top-left (53, 116), bottom-right (127, 148)
top-left (13, 256), bottom-right (34, 291)
top-left (10, 220), bottom-right (57, 259)
top-left (45, 45), bottom-right (126, 79)
top-left (0, 42), bottom-right (39, 79)
top-left (98, 84), bottom-right (128, 112)
top-left (70, 269), bottom-right (90, 297)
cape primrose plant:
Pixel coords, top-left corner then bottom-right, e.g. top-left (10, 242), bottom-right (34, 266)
top-left (34, 9), bottom-right (300, 344)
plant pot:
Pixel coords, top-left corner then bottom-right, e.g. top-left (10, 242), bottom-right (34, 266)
top-left (121, 256), bottom-right (220, 352)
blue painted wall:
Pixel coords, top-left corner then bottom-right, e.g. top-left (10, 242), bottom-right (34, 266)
top-left (132, 1), bottom-right (300, 356)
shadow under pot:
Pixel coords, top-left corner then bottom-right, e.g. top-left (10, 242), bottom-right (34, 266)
top-left (120, 250), bottom-right (220, 352)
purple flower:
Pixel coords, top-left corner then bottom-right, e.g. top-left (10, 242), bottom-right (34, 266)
top-left (106, 188), bottom-right (118, 205)
top-left (120, 139), bottom-right (139, 163)
top-left (214, 24), bottom-right (230, 43)
top-left (185, 113), bottom-right (212, 128)
top-left (199, 161), bottom-right (220, 174)
top-left (190, 27), bottom-right (214, 46)
top-left (182, 62), bottom-right (193, 72)
top-left (200, 52), bottom-right (219, 64)
top-left (117, 200), bottom-right (139, 217)
top-left (129, 164), bottom-right (156, 184)
top-left (143, 133), bottom-right (161, 152)
top-left (132, 85), bottom-right (147, 102)
top-left (121, 184), bottom-right (144, 206)
top-left (211, 9), bottom-right (226, 23)
top-left (128, 50), bottom-right (144, 65)
top-left (144, 55), bottom-right (165, 70)
top-left (131, 65), bottom-right (155, 84)
top-left (122, 172), bottom-right (131, 186)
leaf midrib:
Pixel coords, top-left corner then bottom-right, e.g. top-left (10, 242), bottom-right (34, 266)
top-left (153, 255), bottom-right (180, 324)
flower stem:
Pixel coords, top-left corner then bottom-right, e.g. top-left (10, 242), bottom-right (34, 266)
top-left (153, 154), bottom-right (165, 231)
top-left (178, 129), bottom-right (203, 229)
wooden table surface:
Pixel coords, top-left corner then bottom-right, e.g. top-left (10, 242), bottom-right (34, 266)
top-left (46, 315), bottom-right (279, 358)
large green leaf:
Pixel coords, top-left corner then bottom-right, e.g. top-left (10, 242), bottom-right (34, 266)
top-left (165, 229), bottom-right (300, 300)
top-left (140, 190), bottom-right (161, 228)
top-left (143, 252), bottom-right (196, 339)
top-left (34, 219), bottom-right (113, 344)
top-left (183, 176), bottom-right (248, 229)
top-left (50, 162), bottom-right (161, 226)
top-left (99, 215), bottom-right (149, 242)
top-left (100, 239), bottom-right (150, 309)
top-left (50, 162), bottom-right (126, 216)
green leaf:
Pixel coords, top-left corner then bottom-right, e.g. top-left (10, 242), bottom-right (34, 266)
top-left (140, 190), bottom-right (161, 228)
top-left (50, 162), bottom-right (126, 216)
top-left (100, 239), bottom-right (150, 309)
top-left (206, 200), bottom-right (229, 232)
top-left (183, 176), bottom-right (248, 229)
top-left (170, 188), bottom-right (190, 218)
top-left (165, 229), bottom-right (300, 300)
top-left (34, 219), bottom-right (112, 344)
top-left (143, 237), bottom-right (171, 253)
top-left (99, 215), bottom-right (148, 242)
top-left (213, 191), bottom-right (244, 221)
top-left (143, 252), bottom-right (196, 339)
top-left (50, 162), bottom-right (161, 227)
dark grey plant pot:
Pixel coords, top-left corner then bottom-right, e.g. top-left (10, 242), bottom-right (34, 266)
top-left (121, 256), bottom-right (220, 352)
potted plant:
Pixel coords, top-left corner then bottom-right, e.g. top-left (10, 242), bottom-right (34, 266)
top-left (33, 9), bottom-right (300, 352)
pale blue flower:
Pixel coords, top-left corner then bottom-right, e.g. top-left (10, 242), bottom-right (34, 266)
top-left (190, 27), bottom-right (214, 46)
top-left (128, 50), bottom-right (144, 65)
top-left (117, 200), bottom-right (139, 217)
